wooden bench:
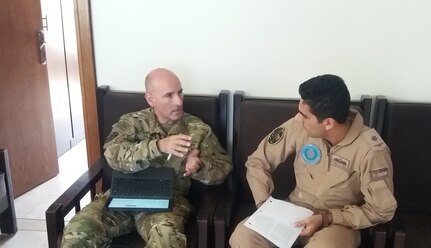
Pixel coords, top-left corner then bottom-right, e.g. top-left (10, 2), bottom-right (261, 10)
top-left (213, 91), bottom-right (387, 248)
top-left (45, 86), bottom-right (229, 248)
top-left (374, 96), bottom-right (431, 248)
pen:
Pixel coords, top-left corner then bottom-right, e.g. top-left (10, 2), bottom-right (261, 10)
top-left (167, 153), bottom-right (172, 161)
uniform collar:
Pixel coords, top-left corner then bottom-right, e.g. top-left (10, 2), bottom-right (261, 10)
top-left (334, 109), bottom-right (364, 147)
top-left (148, 108), bottom-right (188, 136)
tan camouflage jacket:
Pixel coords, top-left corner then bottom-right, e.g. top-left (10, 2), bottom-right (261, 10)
top-left (103, 108), bottom-right (232, 195)
top-left (246, 110), bottom-right (397, 229)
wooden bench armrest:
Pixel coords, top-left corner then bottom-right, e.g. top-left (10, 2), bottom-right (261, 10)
top-left (45, 160), bottom-right (104, 248)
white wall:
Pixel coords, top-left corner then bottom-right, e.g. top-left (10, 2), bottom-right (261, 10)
top-left (92, 0), bottom-right (430, 102)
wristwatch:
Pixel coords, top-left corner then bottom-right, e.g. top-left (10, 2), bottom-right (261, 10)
top-left (318, 211), bottom-right (330, 228)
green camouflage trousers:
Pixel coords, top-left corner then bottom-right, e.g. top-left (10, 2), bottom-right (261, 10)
top-left (61, 191), bottom-right (193, 248)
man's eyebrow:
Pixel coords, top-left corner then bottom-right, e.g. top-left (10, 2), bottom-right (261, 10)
top-left (163, 88), bottom-right (183, 97)
top-left (298, 110), bottom-right (308, 118)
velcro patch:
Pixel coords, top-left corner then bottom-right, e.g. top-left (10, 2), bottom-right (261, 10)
top-left (330, 154), bottom-right (350, 171)
top-left (115, 121), bottom-right (132, 132)
top-left (370, 167), bottom-right (388, 181)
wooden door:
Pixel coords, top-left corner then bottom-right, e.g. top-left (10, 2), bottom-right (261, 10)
top-left (40, 0), bottom-right (73, 157)
top-left (0, 0), bottom-right (59, 197)
top-left (61, 0), bottom-right (85, 148)
top-left (41, 0), bottom-right (85, 157)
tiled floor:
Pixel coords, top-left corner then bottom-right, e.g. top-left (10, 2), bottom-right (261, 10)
top-left (0, 139), bottom-right (91, 247)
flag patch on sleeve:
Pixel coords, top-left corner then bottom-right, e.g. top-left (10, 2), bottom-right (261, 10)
top-left (370, 167), bottom-right (388, 181)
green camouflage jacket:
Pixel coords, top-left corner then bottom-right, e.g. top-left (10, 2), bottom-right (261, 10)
top-left (103, 108), bottom-right (232, 195)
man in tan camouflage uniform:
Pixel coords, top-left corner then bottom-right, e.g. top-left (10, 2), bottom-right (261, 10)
top-left (229, 75), bottom-right (397, 248)
top-left (61, 68), bottom-right (232, 248)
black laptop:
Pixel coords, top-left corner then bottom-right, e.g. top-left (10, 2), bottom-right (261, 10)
top-left (105, 167), bottom-right (174, 212)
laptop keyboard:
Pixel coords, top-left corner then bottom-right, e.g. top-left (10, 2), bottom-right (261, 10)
top-left (111, 178), bottom-right (172, 197)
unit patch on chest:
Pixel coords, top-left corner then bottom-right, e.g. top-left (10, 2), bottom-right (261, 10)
top-left (330, 154), bottom-right (350, 172)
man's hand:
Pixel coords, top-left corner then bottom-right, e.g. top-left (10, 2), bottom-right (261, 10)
top-left (294, 214), bottom-right (323, 237)
top-left (183, 149), bottom-right (201, 176)
top-left (158, 134), bottom-right (191, 157)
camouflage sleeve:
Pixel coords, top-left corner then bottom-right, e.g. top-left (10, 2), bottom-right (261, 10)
top-left (103, 115), bottom-right (161, 172)
top-left (190, 127), bottom-right (233, 185)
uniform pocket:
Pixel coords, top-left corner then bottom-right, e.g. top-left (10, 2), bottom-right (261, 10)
top-left (326, 172), bottom-right (362, 207)
top-left (368, 180), bottom-right (397, 212)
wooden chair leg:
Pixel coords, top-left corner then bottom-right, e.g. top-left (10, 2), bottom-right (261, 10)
top-left (214, 219), bottom-right (226, 248)
top-left (197, 218), bottom-right (208, 248)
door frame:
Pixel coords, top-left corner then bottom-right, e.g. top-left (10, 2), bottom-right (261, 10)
top-left (74, 0), bottom-right (100, 166)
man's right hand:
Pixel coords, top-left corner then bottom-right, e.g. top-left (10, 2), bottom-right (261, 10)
top-left (158, 134), bottom-right (192, 157)
top-left (294, 214), bottom-right (323, 237)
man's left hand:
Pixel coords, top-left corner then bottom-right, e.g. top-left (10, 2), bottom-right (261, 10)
top-left (183, 149), bottom-right (201, 176)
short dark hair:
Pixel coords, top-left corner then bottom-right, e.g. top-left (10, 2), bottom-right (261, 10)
top-left (298, 74), bottom-right (350, 123)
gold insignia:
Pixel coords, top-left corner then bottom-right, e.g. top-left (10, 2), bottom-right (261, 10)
top-left (268, 127), bottom-right (284, 144)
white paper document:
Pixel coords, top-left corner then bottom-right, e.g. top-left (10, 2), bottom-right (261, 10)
top-left (244, 196), bottom-right (313, 248)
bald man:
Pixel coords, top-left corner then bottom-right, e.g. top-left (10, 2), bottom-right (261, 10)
top-left (61, 68), bottom-right (232, 248)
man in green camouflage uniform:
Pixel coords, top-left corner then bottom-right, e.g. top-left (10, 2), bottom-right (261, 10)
top-left (61, 68), bottom-right (233, 248)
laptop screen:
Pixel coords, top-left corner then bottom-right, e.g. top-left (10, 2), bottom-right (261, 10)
top-left (108, 198), bottom-right (170, 209)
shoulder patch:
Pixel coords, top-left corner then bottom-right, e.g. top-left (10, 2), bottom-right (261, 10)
top-left (115, 121), bottom-right (132, 132)
top-left (268, 127), bottom-right (285, 145)
top-left (105, 131), bottom-right (119, 143)
top-left (364, 129), bottom-right (387, 151)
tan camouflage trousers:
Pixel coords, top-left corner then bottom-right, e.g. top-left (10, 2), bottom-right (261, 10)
top-left (61, 191), bottom-right (193, 248)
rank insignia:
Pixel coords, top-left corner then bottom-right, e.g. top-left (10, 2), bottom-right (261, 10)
top-left (268, 127), bottom-right (285, 144)
top-left (300, 144), bottom-right (321, 165)
top-left (364, 129), bottom-right (387, 151)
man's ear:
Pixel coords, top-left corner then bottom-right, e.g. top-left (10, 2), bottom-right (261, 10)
top-left (145, 92), bottom-right (154, 107)
top-left (324, 118), bottom-right (336, 131)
